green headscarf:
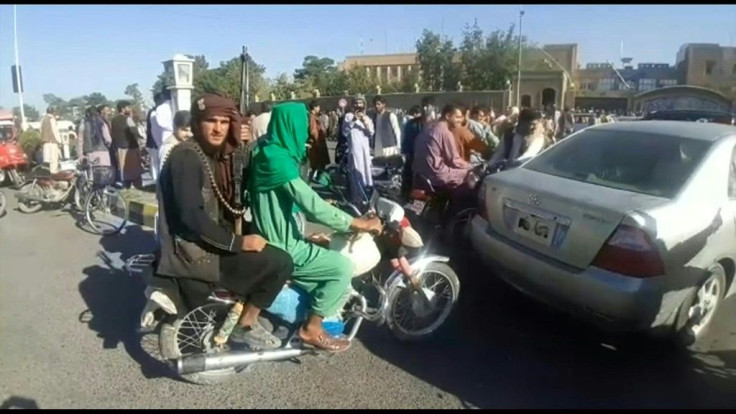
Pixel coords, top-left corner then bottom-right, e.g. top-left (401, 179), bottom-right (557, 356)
top-left (250, 102), bottom-right (309, 193)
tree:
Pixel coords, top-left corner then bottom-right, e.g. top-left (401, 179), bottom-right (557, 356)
top-left (294, 56), bottom-right (341, 96)
top-left (42, 93), bottom-right (70, 119)
top-left (84, 92), bottom-right (112, 109)
top-left (269, 73), bottom-right (300, 101)
top-left (195, 55), bottom-right (268, 106)
top-left (124, 83), bottom-right (146, 113)
top-left (415, 30), bottom-right (459, 92)
top-left (398, 68), bottom-right (422, 93)
top-left (337, 64), bottom-right (374, 95)
top-left (13, 104), bottom-right (40, 122)
top-left (458, 21), bottom-right (533, 91)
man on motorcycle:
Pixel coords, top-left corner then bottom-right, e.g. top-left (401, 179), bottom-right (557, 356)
top-left (156, 94), bottom-right (294, 350)
top-left (412, 103), bottom-right (478, 229)
top-left (249, 102), bottom-right (383, 353)
top-left (413, 103), bottom-right (473, 195)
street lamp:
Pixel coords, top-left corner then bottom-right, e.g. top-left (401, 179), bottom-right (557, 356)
top-left (162, 54), bottom-right (195, 113)
top-left (13, 5), bottom-right (27, 131)
top-left (516, 6), bottom-right (525, 108)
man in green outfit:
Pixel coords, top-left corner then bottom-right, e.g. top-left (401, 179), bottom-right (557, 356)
top-left (249, 102), bottom-right (382, 352)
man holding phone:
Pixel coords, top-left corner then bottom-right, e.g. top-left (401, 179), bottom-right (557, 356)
top-left (341, 95), bottom-right (374, 205)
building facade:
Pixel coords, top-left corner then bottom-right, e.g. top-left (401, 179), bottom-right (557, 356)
top-left (338, 53), bottom-right (420, 83)
top-left (336, 42), bottom-right (735, 112)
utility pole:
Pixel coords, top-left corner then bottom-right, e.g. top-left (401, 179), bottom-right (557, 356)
top-left (13, 5), bottom-right (26, 130)
top-left (516, 5), bottom-right (525, 107)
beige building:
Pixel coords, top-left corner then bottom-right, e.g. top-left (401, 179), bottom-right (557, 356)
top-left (338, 42), bottom-right (735, 112)
top-left (338, 53), bottom-right (420, 83)
top-left (677, 43), bottom-right (736, 99)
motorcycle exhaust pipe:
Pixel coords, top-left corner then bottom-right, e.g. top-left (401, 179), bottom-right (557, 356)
top-left (14, 193), bottom-right (44, 203)
top-left (175, 348), bottom-right (310, 375)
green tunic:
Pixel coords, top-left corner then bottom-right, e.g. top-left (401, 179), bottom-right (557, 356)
top-left (251, 178), bottom-right (355, 317)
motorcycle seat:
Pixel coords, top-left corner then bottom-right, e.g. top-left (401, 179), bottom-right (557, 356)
top-left (51, 170), bottom-right (77, 181)
top-left (410, 189), bottom-right (431, 201)
top-left (372, 155), bottom-right (404, 169)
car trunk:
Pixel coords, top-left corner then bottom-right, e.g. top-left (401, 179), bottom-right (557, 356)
top-left (482, 168), bottom-right (669, 270)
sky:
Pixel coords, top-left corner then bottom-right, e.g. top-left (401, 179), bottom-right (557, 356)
top-left (1, 4), bottom-right (735, 112)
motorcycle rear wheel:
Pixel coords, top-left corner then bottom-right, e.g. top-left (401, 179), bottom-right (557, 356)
top-left (17, 182), bottom-right (44, 214)
top-left (159, 302), bottom-right (247, 386)
top-left (386, 261), bottom-right (460, 342)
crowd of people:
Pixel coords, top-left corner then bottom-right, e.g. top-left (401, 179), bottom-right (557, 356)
top-left (54, 90), bottom-right (630, 353)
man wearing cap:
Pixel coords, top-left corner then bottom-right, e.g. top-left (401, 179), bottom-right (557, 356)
top-left (341, 94), bottom-right (375, 204)
top-left (156, 93), bottom-right (294, 350)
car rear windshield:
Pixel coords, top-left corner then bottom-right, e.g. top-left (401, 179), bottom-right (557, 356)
top-left (523, 129), bottom-right (712, 198)
top-left (645, 112), bottom-right (734, 124)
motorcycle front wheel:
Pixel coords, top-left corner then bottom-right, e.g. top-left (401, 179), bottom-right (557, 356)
top-left (159, 302), bottom-right (247, 386)
top-left (386, 261), bottom-right (460, 342)
top-left (17, 182), bottom-right (44, 214)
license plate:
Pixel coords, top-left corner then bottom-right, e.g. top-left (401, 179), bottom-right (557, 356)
top-left (409, 200), bottom-right (426, 215)
top-left (513, 212), bottom-right (556, 246)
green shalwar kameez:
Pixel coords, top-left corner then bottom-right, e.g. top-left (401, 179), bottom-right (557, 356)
top-left (249, 103), bottom-right (355, 318)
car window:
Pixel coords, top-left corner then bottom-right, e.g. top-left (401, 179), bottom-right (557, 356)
top-left (646, 111), bottom-right (734, 124)
top-left (729, 145), bottom-right (736, 199)
top-left (523, 129), bottom-right (712, 198)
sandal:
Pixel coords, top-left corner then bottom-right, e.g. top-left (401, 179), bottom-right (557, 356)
top-left (298, 330), bottom-right (351, 353)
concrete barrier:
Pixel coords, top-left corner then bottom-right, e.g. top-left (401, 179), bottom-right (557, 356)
top-left (119, 188), bottom-right (158, 228)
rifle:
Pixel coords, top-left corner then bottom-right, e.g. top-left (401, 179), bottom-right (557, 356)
top-left (233, 45), bottom-right (248, 236)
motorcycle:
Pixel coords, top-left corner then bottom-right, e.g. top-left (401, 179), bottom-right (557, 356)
top-left (324, 151), bottom-right (403, 215)
top-left (0, 136), bottom-right (29, 189)
top-left (405, 159), bottom-right (521, 251)
top-left (125, 191), bottom-right (460, 386)
top-left (14, 159), bottom-right (95, 214)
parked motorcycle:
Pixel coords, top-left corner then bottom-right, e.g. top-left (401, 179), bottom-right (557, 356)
top-left (0, 137), bottom-right (29, 188)
top-left (14, 159), bottom-right (93, 214)
top-left (324, 153), bottom-right (403, 215)
top-left (125, 191), bottom-right (460, 386)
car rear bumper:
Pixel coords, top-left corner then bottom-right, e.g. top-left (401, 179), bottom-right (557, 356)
top-left (469, 215), bottom-right (680, 334)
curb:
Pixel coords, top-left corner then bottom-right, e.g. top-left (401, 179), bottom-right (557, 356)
top-left (119, 188), bottom-right (158, 228)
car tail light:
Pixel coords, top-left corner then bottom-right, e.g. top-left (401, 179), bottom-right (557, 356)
top-left (477, 182), bottom-right (488, 220)
top-left (591, 225), bottom-right (664, 278)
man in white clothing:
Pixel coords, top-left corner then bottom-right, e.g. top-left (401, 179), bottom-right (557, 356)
top-left (342, 95), bottom-right (374, 205)
top-left (158, 110), bottom-right (192, 168)
top-left (149, 90), bottom-right (174, 180)
top-left (251, 102), bottom-right (272, 142)
top-left (488, 108), bottom-right (547, 166)
top-left (371, 95), bottom-right (401, 157)
top-left (40, 107), bottom-right (61, 173)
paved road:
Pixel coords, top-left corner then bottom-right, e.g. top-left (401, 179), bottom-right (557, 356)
top-left (1, 189), bottom-right (735, 409)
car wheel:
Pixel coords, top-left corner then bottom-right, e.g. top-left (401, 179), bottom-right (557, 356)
top-left (674, 263), bottom-right (728, 352)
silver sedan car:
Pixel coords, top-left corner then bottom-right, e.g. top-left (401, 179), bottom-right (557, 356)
top-left (470, 121), bottom-right (736, 350)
